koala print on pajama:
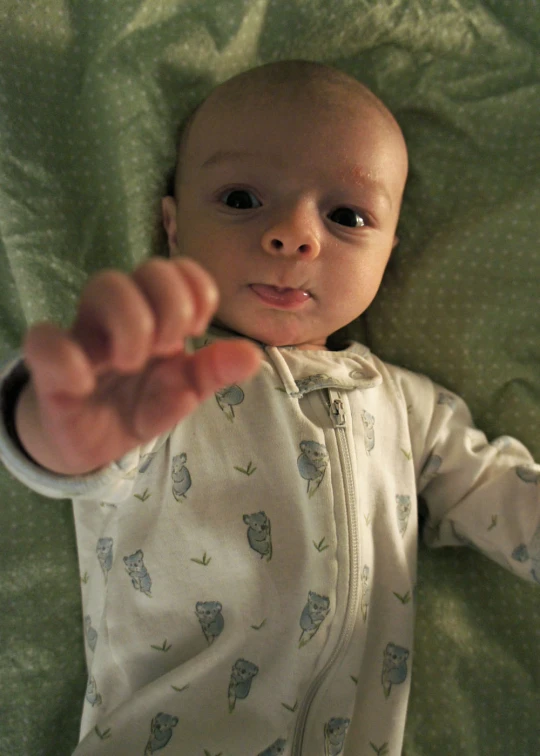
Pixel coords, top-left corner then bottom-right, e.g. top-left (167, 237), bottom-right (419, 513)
top-left (360, 565), bottom-right (370, 622)
top-left (215, 383), bottom-right (244, 421)
top-left (381, 643), bottom-right (409, 698)
top-left (324, 717), bottom-right (350, 756)
top-left (171, 453), bottom-right (191, 500)
top-left (396, 495), bottom-right (411, 536)
top-left (299, 591), bottom-right (330, 647)
top-left (144, 712), bottom-right (178, 755)
top-left (512, 524), bottom-right (540, 584)
top-left (257, 738), bottom-right (287, 756)
top-left (96, 537), bottom-right (113, 583)
top-left (123, 550), bottom-right (152, 597)
top-left (195, 601), bottom-right (224, 644)
top-left (85, 676), bottom-right (102, 707)
top-left (244, 511), bottom-right (273, 560)
top-left (297, 440), bottom-right (329, 497)
top-left (228, 659), bottom-right (259, 712)
top-left (361, 409), bottom-right (375, 455)
top-left (84, 615), bottom-right (98, 652)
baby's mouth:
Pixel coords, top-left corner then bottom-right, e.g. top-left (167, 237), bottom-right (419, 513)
top-left (249, 284), bottom-right (311, 308)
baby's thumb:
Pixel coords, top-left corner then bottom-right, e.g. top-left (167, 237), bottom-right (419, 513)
top-left (190, 339), bottom-right (262, 398)
top-left (133, 340), bottom-right (262, 440)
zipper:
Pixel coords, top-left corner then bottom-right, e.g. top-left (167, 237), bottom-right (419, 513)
top-left (291, 390), bottom-right (361, 755)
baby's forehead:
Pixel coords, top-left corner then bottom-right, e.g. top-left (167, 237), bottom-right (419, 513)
top-left (197, 73), bottom-right (385, 129)
top-left (173, 63), bottom-right (407, 194)
top-left (181, 84), bottom-right (385, 168)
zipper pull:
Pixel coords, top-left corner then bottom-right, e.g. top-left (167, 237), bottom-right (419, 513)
top-left (330, 398), bottom-right (346, 427)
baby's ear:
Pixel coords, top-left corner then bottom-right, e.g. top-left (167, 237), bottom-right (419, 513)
top-left (162, 196), bottom-right (179, 256)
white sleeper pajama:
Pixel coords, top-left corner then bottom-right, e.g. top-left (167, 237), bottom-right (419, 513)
top-left (1, 330), bottom-right (539, 756)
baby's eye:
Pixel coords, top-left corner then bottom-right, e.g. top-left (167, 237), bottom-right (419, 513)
top-left (221, 189), bottom-right (261, 209)
top-left (329, 207), bottom-right (365, 228)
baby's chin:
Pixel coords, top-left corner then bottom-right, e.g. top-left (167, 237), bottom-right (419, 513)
top-left (212, 315), bottom-right (329, 350)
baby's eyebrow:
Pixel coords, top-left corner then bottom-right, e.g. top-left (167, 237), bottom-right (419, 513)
top-left (201, 149), bottom-right (257, 169)
top-left (340, 167), bottom-right (393, 210)
top-left (200, 149), bottom-right (393, 209)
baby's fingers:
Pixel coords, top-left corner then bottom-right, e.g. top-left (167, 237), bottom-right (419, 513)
top-left (131, 257), bottom-right (218, 357)
top-left (170, 258), bottom-right (220, 338)
top-left (187, 339), bottom-right (263, 398)
top-left (23, 322), bottom-right (96, 397)
top-left (71, 270), bottom-right (156, 373)
top-left (134, 340), bottom-right (261, 439)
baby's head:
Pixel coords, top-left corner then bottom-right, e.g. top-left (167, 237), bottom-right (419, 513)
top-left (163, 60), bottom-right (408, 350)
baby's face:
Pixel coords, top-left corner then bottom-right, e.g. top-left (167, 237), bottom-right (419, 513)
top-left (163, 78), bottom-right (407, 349)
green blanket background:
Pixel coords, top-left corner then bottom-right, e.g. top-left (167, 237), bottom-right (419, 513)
top-left (1, 1), bottom-right (539, 754)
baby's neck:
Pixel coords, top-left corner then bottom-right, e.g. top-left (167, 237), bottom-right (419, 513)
top-left (209, 320), bottom-right (330, 351)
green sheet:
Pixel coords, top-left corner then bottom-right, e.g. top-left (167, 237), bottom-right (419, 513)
top-left (1, 1), bottom-right (539, 754)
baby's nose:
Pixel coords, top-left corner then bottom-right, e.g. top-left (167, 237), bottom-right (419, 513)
top-left (261, 205), bottom-right (320, 258)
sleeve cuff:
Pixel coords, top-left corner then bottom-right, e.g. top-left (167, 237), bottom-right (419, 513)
top-left (0, 352), bottom-right (140, 501)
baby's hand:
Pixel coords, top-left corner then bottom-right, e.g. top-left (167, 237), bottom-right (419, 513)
top-left (16, 258), bottom-right (261, 474)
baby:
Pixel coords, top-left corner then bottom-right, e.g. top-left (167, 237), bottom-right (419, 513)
top-left (1, 60), bottom-right (538, 756)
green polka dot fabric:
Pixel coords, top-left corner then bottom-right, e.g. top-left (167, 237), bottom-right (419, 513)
top-left (0, 1), bottom-right (538, 754)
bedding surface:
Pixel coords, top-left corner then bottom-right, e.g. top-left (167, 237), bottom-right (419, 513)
top-left (1, 1), bottom-right (539, 754)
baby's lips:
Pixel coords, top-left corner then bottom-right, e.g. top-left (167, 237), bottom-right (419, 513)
top-left (250, 284), bottom-right (311, 306)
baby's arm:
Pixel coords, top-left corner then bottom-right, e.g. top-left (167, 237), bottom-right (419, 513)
top-left (399, 368), bottom-right (539, 582)
top-left (12, 257), bottom-right (261, 476)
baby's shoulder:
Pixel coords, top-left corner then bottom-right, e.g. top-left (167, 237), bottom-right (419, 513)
top-left (364, 350), bottom-right (442, 399)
